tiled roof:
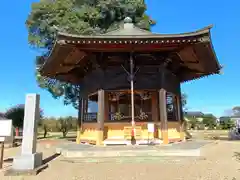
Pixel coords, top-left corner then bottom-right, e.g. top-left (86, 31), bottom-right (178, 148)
top-left (185, 111), bottom-right (204, 116)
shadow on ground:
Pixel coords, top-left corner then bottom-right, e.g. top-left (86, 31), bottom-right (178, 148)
top-left (43, 153), bottom-right (60, 164)
top-left (59, 136), bottom-right (77, 142)
top-left (233, 152), bottom-right (240, 162)
top-left (4, 158), bottom-right (13, 163)
top-left (203, 136), bottom-right (240, 141)
top-left (4, 153), bottom-right (60, 165)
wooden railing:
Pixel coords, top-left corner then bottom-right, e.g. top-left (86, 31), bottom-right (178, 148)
top-left (82, 111), bottom-right (178, 123)
top-left (83, 112), bottom-right (97, 122)
top-left (82, 112), bottom-right (152, 123)
top-left (108, 112), bottom-right (152, 122)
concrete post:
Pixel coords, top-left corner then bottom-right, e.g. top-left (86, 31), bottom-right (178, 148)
top-left (12, 94), bottom-right (42, 170)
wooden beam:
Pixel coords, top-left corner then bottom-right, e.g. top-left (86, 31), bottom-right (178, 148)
top-left (88, 53), bottom-right (101, 69)
top-left (54, 73), bottom-right (80, 84)
top-left (63, 48), bottom-right (86, 65)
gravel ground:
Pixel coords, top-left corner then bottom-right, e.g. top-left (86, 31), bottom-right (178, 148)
top-left (0, 140), bottom-right (240, 180)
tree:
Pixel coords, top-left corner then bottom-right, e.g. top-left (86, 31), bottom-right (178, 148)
top-left (5, 105), bottom-right (25, 128)
top-left (187, 117), bottom-right (200, 130)
top-left (232, 106), bottom-right (240, 116)
top-left (56, 116), bottom-right (74, 137)
top-left (181, 93), bottom-right (187, 112)
top-left (41, 117), bottom-right (59, 132)
top-left (4, 104), bottom-right (43, 128)
top-left (40, 118), bottom-right (51, 138)
top-left (202, 114), bottom-right (217, 129)
top-left (220, 117), bottom-right (235, 130)
top-left (0, 112), bottom-right (5, 119)
top-left (26, 0), bottom-right (156, 109)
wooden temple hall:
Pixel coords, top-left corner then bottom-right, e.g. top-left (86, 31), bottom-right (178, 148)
top-left (40, 17), bottom-right (221, 145)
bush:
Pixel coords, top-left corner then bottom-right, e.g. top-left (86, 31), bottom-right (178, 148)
top-left (220, 119), bottom-right (235, 130)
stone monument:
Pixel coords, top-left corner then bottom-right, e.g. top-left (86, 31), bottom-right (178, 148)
top-left (10, 94), bottom-right (43, 173)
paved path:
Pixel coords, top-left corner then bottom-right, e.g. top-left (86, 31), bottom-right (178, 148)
top-left (56, 140), bottom-right (209, 158)
top-left (0, 140), bottom-right (240, 180)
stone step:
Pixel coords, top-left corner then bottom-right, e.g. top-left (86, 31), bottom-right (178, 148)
top-left (103, 138), bottom-right (163, 146)
top-left (61, 148), bottom-right (200, 158)
top-left (60, 156), bottom-right (199, 164)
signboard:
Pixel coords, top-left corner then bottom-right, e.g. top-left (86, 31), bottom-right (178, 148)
top-left (147, 123), bottom-right (154, 133)
top-left (0, 119), bottom-right (12, 169)
top-left (0, 119), bottom-right (12, 137)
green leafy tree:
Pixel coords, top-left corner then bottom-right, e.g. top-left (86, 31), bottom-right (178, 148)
top-left (202, 114), bottom-right (217, 129)
top-left (232, 106), bottom-right (240, 116)
top-left (4, 104), bottom-right (43, 128)
top-left (56, 116), bottom-right (74, 137)
top-left (4, 105), bottom-right (25, 128)
top-left (40, 118), bottom-right (51, 138)
top-left (26, 0), bottom-right (156, 109)
top-left (181, 93), bottom-right (187, 111)
top-left (220, 117), bottom-right (235, 130)
top-left (41, 117), bottom-right (59, 132)
top-left (187, 117), bottom-right (200, 130)
top-left (0, 112), bottom-right (5, 119)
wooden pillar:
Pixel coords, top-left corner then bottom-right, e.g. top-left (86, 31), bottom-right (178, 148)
top-left (84, 99), bottom-right (88, 113)
top-left (104, 92), bottom-right (109, 121)
top-left (103, 92), bottom-right (109, 140)
top-left (96, 90), bottom-right (105, 145)
top-left (177, 95), bottom-right (185, 141)
top-left (151, 91), bottom-right (159, 138)
top-left (76, 97), bottom-right (83, 144)
top-left (78, 98), bottom-right (83, 126)
top-left (159, 89), bottom-right (169, 144)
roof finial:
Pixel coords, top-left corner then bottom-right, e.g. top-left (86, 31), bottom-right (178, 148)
top-left (123, 17), bottom-right (133, 29)
top-left (124, 17), bottom-right (132, 24)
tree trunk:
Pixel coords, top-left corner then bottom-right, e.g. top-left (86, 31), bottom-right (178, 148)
top-left (43, 125), bottom-right (48, 138)
top-left (44, 129), bottom-right (47, 138)
top-left (62, 130), bottom-right (67, 138)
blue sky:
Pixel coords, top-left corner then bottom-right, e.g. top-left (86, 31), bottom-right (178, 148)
top-left (0, 0), bottom-right (239, 117)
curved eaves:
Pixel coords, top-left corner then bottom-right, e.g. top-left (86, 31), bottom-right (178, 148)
top-left (56, 25), bottom-right (213, 40)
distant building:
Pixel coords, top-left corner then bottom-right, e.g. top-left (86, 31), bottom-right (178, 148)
top-left (185, 111), bottom-right (204, 122)
top-left (219, 116), bottom-right (240, 125)
top-left (185, 111), bottom-right (204, 117)
top-left (184, 112), bottom-right (217, 123)
top-left (230, 116), bottom-right (240, 121)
